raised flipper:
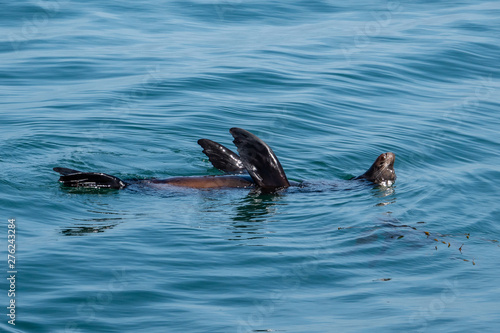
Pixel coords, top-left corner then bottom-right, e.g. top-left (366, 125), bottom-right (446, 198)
top-left (53, 167), bottom-right (82, 176)
top-left (197, 139), bottom-right (246, 173)
top-left (53, 167), bottom-right (127, 189)
top-left (229, 128), bottom-right (290, 190)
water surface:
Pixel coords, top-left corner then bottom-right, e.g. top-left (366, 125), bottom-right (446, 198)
top-left (1, 1), bottom-right (500, 332)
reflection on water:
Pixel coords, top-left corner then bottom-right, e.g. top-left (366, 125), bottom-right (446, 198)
top-left (233, 191), bottom-right (284, 222)
top-left (61, 212), bottom-right (124, 235)
top-left (61, 200), bottom-right (125, 236)
top-left (372, 184), bottom-right (397, 207)
top-left (61, 221), bottom-right (120, 236)
top-left (227, 191), bottom-right (286, 241)
top-left (374, 185), bottom-right (396, 197)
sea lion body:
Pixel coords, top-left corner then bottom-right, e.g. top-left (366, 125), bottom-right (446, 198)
top-left (53, 128), bottom-right (396, 191)
top-left (149, 175), bottom-right (254, 188)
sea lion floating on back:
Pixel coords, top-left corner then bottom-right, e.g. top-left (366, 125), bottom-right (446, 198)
top-left (53, 128), bottom-right (396, 191)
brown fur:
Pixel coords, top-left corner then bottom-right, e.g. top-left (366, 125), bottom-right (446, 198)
top-left (150, 175), bottom-right (253, 188)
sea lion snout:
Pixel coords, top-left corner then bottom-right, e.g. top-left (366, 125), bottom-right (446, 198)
top-left (379, 152), bottom-right (396, 183)
top-left (384, 152), bottom-right (395, 166)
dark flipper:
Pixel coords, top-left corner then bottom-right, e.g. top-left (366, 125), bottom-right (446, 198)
top-left (53, 167), bottom-right (82, 176)
top-left (229, 128), bottom-right (290, 189)
top-left (53, 167), bottom-right (127, 189)
top-left (197, 139), bottom-right (246, 173)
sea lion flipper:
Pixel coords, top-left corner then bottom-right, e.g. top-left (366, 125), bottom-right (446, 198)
top-left (197, 139), bottom-right (246, 173)
top-left (53, 167), bottom-right (82, 176)
top-left (229, 128), bottom-right (289, 189)
top-left (53, 168), bottom-right (127, 189)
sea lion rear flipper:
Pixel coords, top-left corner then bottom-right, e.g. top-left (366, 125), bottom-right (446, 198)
top-left (197, 139), bottom-right (246, 173)
top-left (53, 167), bottom-right (127, 189)
top-left (229, 128), bottom-right (290, 189)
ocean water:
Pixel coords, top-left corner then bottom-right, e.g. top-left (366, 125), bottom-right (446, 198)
top-left (1, 0), bottom-right (500, 332)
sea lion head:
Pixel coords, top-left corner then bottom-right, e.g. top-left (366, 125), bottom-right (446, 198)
top-left (356, 152), bottom-right (396, 186)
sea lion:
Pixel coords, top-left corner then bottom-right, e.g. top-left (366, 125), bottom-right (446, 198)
top-left (53, 128), bottom-right (396, 190)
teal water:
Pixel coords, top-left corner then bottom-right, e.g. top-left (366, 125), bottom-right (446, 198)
top-left (1, 1), bottom-right (500, 332)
